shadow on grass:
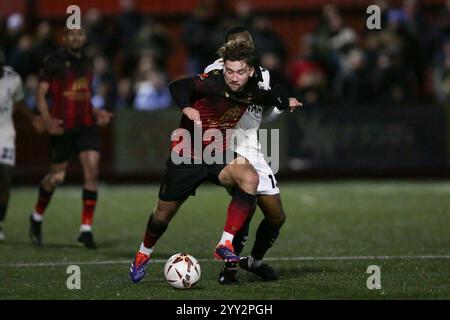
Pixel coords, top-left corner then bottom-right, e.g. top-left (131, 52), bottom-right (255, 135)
top-left (240, 265), bottom-right (340, 283)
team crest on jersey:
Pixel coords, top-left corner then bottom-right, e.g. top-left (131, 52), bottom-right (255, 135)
top-left (198, 73), bottom-right (209, 80)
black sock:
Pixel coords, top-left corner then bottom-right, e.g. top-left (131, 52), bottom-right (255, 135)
top-left (0, 203), bottom-right (7, 222)
top-left (232, 216), bottom-right (251, 255)
top-left (250, 218), bottom-right (280, 261)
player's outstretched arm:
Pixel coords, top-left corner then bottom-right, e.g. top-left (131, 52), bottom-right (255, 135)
top-left (255, 84), bottom-right (303, 112)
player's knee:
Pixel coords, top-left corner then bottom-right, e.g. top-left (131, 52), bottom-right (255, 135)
top-left (50, 171), bottom-right (66, 186)
top-left (267, 210), bottom-right (286, 228)
top-left (154, 204), bottom-right (177, 225)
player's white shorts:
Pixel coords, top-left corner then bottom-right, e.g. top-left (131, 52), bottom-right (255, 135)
top-left (238, 150), bottom-right (280, 196)
top-left (0, 143), bottom-right (15, 166)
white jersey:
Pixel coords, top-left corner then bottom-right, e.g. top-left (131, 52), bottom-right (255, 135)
top-left (0, 66), bottom-right (24, 165)
top-left (205, 59), bottom-right (280, 195)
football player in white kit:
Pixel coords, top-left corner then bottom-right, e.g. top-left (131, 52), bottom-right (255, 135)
top-left (205, 26), bottom-right (294, 284)
top-left (0, 50), bottom-right (42, 240)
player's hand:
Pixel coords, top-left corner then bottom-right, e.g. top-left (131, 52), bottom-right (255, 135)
top-left (32, 115), bottom-right (45, 134)
top-left (182, 107), bottom-right (201, 126)
top-left (43, 117), bottom-right (64, 135)
top-left (288, 98), bottom-right (302, 113)
top-left (95, 110), bottom-right (114, 127)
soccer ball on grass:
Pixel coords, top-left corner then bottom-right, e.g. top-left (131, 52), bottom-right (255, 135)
top-left (164, 253), bottom-right (201, 289)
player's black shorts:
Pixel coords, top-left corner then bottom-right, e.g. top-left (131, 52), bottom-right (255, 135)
top-left (49, 126), bottom-right (100, 164)
top-left (158, 151), bottom-right (237, 202)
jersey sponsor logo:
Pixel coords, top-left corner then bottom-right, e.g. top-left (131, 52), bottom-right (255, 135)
top-left (63, 77), bottom-right (91, 101)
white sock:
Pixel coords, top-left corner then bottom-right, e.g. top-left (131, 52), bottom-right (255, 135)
top-left (32, 212), bottom-right (43, 222)
top-left (219, 231), bottom-right (234, 246)
top-left (248, 255), bottom-right (263, 269)
top-left (80, 224), bottom-right (92, 232)
top-left (139, 243), bottom-right (153, 256)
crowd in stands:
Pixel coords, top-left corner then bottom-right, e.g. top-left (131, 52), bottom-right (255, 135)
top-left (1, 0), bottom-right (449, 112)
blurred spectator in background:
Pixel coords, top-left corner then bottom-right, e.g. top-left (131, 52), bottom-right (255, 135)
top-left (314, 5), bottom-right (357, 97)
top-left (84, 8), bottom-right (116, 59)
top-left (117, 0), bottom-right (143, 76)
top-left (92, 55), bottom-right (117, 111)
top-left (33, 22), bottom-right (58, 69)
top-left (398, 0), bottom-right (430, 90)
top-left (0, 0), bottom-right (448, 111)
top-left (2, 13), bottom-right (25, 61)
top-left (9, 34), bottom-right (35, 78)
top-left (372, 50), bottom-right (417, 106)
top-left (182, 0), bottom-right (222, 75)
top-left (115, 78), bottom-right (135, 110)
top-left (433, 39), bottom-right (450, 105)
top-left (432, 0), bottom-right (450, 106)
top-left (289, 33), bottom-right (327, 106)
top-left (233, 0), bottom-right (254, 28)
top-left (334, 48), bottom-right (376, 107)
top-left (134, 70), bottom-right (171, 111)
top-left (130, 18), bottom-right (172, 71)
top-left (252, 15), bottom-right (287, 86)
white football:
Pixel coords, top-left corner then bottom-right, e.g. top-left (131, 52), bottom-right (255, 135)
top-left (164, 253), bottom-right (201, 289)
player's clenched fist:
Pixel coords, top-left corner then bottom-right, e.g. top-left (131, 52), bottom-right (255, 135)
top-left (94, 109), bottom-right (114, 127)
top-left (288, 98), bottom-right (302, 113)
top-left (43, 117), bottom-right (64, 135)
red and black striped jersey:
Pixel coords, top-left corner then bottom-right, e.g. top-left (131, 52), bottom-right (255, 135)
top-left (39, 48), bottom-right (94, 130)
top-left (169, 70), bottom-right (289, 159)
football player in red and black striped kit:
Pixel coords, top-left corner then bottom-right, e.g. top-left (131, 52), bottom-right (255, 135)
top-left (29, 28), bottom-right (112, 249)
top-left (129, 39), bottom-right (301, 283)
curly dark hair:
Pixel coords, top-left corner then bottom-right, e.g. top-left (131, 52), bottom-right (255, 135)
top-left (217, 39), bottom-right (256, 68)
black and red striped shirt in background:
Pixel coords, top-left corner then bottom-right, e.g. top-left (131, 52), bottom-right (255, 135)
top-left (39, 48), bottom-right (94, 130)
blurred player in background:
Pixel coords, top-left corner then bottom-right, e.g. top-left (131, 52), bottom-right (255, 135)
top-left (28, 28), bottom-right (113, 249)
top-left (129, 39), bottom-right (301, 283)
top-left (205, 26), bottom-right (288, 284)
top-left (0, 49), bottom-right (43, 241)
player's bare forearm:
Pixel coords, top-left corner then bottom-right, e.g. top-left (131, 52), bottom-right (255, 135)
top-left (37, 82), bottom-right (51, 120)
top-left (37, 81), bottom-right (64, 135)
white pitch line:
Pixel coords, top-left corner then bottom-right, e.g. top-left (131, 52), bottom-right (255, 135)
top-left (0, 255), bottom-right (449, 268)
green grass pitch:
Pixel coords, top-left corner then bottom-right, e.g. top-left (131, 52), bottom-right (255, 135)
top-left (0, 181), bottom-right (449, 299)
